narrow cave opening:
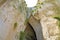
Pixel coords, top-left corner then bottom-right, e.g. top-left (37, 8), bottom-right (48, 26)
top-left (24, 23), bottom-right (37, 40)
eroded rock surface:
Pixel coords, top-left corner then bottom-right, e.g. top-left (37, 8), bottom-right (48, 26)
top-left (32, 0), bottom-right (60, 40)
top-left (0, 0), bottom-right (27, 40)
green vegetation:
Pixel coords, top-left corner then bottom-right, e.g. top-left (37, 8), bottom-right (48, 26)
top-left (14, 22), bottom-right (18, 29)
top-left (52, 6), bottom-right (60, 27)
top-left (24, 18), bottom-right (29, 25)
top-left (54, 17), bottom-right (60, 21)
top-left (32, 1), bottom-right (44, 14)
top-left (18, 0), bottom-right (27, 14)
top-left (19, 31), bottom-right (26, 40)
top-left (53, 15), bottom-right (60, 27)
top-left (54, 17), bottom-right (60, 27)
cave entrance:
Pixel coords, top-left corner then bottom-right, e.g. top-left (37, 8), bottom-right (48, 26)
top-left (24, 23), bottom-right (37, 40)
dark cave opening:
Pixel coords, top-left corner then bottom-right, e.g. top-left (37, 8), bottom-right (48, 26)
top-left (24, 23), bottom-right (37, 40)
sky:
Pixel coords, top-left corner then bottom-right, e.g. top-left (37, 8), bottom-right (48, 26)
top-left (25, 0), bottom-right (38, 7)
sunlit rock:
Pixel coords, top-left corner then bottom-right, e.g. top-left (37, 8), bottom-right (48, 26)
top-left (32, 0), bottom-right (60, 40)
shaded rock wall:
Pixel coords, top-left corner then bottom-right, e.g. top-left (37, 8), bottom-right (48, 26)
top-left (0, 0), bottom-right (27, 40)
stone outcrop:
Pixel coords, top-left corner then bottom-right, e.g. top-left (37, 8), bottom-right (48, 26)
top-left (0, 0), bottom-right (27, 40)
top-left (29, 16), bottom-right (44, 40)
top-left (31, 0), bottom-right (60, 40)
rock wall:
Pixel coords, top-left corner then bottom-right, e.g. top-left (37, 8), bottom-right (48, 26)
top-left (32, 0), bottom-right (60, 40)
top-left (0, 0), bottom-right (27, 40)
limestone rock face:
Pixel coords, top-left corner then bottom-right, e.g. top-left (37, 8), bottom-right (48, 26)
top-left (32, 0), bottom-right (60, 40)
top-left (40, 17), bottom-right (59, 40)
top-left (0, 0), bottom-right (27, 40)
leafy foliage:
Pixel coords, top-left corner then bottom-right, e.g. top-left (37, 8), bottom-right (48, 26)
top-left (52, 6), bottom-right (60, 27)
top-left (54, 16), bottom-right (60, 27)
top-left (14, 22), bottom-right (17, 29)
top-left (19, 31), bottom-right (26, 40)
top-left (32, 1), bottom-right (44, 15)
top-left (18, 0), bottom-right (27, 14)
top-left (54, 17), bottom-right (60, 21)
